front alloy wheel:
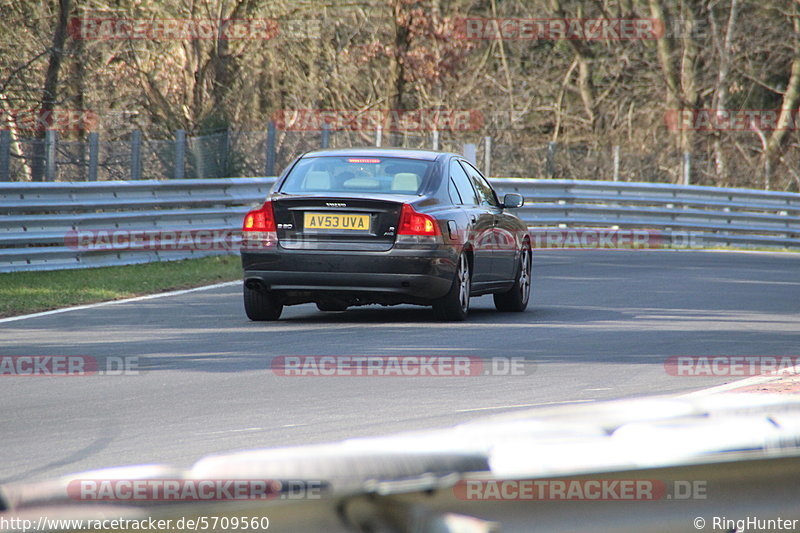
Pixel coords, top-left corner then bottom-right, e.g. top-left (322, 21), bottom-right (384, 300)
top-left (493, 242), bottom-right (531, 312)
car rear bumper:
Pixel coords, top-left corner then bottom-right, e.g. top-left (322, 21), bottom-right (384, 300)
top-left (241, 245), bottom-right (458, 301)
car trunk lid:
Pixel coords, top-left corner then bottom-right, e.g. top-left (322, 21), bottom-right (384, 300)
top-left (271, 195), bottom-right (416, 251)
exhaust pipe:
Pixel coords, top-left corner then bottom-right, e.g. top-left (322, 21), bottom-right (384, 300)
top-left (244, 279), bottom-right (267, 292)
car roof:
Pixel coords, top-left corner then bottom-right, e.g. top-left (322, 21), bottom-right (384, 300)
top-left (300, 147), bottom-right (458, 161)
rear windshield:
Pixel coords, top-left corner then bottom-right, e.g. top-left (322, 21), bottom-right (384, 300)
top-left (280, 156), bottom-right (434, 195)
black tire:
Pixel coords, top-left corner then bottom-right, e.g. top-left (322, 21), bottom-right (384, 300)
top-left (316, 301), bottom-right (348, 312)
top-left (243, 284), bottom-right (283, 321)
top-left (493, 242), bottom-right (532, 312)
top-left (432, 253), bottom-right (471, 321)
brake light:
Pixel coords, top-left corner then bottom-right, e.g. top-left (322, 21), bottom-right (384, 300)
top-left (243, 202), bottom-right (276, 232)
top-left (398, 204), bottom-right (440, 236)
top-left (347, 158), bottom-right (381, 163)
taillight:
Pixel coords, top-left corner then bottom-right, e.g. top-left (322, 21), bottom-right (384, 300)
top-left (242, 202), bottom-right (278, 250)
top-left (398, 204), bottom-right (440, 236)
top-left (243, 202), bottom-right (276, 232)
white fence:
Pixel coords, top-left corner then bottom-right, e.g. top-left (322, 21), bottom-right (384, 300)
top-left (1, 178), bottom-right (798, 272)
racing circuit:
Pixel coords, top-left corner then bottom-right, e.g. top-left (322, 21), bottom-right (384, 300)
top-left (1, 249), bottom-right (799, 484)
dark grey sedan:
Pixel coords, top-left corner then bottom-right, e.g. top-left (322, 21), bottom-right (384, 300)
top-left (241, 148), bottom-right (531, 321)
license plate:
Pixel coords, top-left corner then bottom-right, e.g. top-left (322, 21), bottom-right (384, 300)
top-left (304, 212), bottom-right (370, 231)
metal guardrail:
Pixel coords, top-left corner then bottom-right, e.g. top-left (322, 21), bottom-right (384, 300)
top-left (0, 178), bottom-right (275, 272)
top-left (1, 178), bottom-right (798, 272)
top-left (494, 178), bottom-right (800, 249)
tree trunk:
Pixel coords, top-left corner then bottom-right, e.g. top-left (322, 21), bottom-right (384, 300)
top-left (762, 8), bottom-right (800, 190)
top-left (649, 0), bottom-right (700, 183)
top-left (31, 0), bottom-right (70, 181)
top-left (388, 0), bottom-right (412, 140)
top-left (0, 93), bottom-right (31, 181)
top-left (710, 0), bottom-right (738, 186)
top-left (550, 0), bottom-right (596, 131)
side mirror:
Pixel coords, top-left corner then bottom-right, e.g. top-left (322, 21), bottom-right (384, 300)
top-left (502, 193), bottom-right (524, 209)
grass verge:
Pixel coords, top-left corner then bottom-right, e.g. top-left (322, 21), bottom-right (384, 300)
top-left (0, 255), bottom-right (241, 318)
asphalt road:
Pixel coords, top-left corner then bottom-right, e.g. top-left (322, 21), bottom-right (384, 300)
top-left (1, 250), bottom-right (798, 484)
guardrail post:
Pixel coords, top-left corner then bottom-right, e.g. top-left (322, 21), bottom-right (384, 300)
top-left (682, 151), bottom-right (691, 186)
top-left (190, 133), bottom-right (205, 178)
top-left (174, 129), bottom-right (186, 179)
top-left (463, 143), bottom-right (477, 164)
top-left (613, 145), bottom-right (620, 181)
top-left (265, 121), bottom-right (276, 176)
top-left (130, 130), bottom-right (142, 180)
top-left (45, 129), bottom-right (57, 181)
top-left (432, 129), bottom-right (439, 151)
top-left (484, 136), bottom-right (492, 177)
top-left (87, 132), bottom-right (99, 181)
top-left (375, 125), bottom-right (382, 147)
top-left (0, 130), bottom-right (10, 180)
top-left (321, 123), bottom-right (330, 149)
top-left (546, 141), bottom-right (557, 178)
top-left (221, 127), bottom-right (231, 177)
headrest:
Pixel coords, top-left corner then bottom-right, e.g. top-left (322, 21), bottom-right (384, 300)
top-left (391, 173), bottom-right (420, 192)
top-left (303, 171), bottom-right (331, 190)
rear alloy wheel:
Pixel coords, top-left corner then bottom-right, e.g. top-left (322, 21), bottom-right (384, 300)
top-left (243, 284), bottom-right (283, 321)
top-left (493, 242), bottom-right (531, 312)
top-left (432, 253), bottom-right (471, 321)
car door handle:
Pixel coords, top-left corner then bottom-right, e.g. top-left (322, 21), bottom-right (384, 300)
top-left (447, 220), bottom-right (458, 239)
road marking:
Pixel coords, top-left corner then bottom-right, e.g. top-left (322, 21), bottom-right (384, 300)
top-left (0, 281), bottom-right (240, 324)
top-left (455, 399), bottom-right (595, 413)
top-left (204, 426), bottom-right (264, 435)
top-left (696, 249), bottom-right (800, 256)
top-left (584, 387), bottom-right (613, 391)
top-left (201, 424), bottom-right (307, 435)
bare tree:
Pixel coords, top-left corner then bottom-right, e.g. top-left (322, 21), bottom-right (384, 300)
top-left (30, 0), bottom-right (71, 181)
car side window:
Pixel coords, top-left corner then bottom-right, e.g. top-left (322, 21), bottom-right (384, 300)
top-left (447, 178), bottom-right (463, 205)
top-left (460, 161), bottom-right (499, 207)
top-left (449, 160), bottom-right (479, 205)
